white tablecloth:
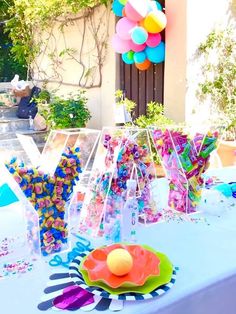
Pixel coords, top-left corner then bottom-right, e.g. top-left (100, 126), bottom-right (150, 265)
top-left (1, 168), bottom-right (236, 314)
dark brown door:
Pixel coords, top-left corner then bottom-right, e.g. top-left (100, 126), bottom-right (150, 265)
top-left (118, 0), bottom-right (165, 117)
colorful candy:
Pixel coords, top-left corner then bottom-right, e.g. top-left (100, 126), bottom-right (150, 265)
top-left (6, 147), bottom-right (82, 255)
top-left (152, 129), bottom-right (219, 213)
top-left (79, 130), bottom-right (161, 241)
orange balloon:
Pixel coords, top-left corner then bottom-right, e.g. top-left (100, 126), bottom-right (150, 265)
top-left (135, 59), bottom-right (151, 71)
top-left (139, 19), bottom-right (145, 28)
top-left (122, 8), bottom-right (126, 17)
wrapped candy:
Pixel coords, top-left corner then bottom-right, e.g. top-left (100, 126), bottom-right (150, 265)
top-left (151, 128), bottom-right (219, 213)
top-left (6, 147), bottom-right (82, 255)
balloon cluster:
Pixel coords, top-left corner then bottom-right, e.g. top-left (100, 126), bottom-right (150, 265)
top-left (112, 0), bottom-right (167, 70)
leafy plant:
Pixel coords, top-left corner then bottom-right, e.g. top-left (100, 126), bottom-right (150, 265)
top-left (3, 0), bottom-right (110, 67)
top-left (134, 102), bottom-right (174, 128)
top-left (115, 90), bottom-right (136, 115)
top-left (37, 90), bottom-right (91, 129)
top-left (0, 1), bottom-right (27, 83)
top-left (196, 28), bottom-right (236, 140)
top-left (115, 90), bottom-right (174, 165)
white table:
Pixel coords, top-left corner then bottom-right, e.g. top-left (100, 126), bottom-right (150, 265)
top-left (1, 168), bottom-right (236, 314)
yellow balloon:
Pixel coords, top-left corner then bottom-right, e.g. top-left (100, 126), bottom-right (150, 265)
top-left (144, 11), bottom-right (167, 33)
top-left (107, 248), bottom-right (133, 276)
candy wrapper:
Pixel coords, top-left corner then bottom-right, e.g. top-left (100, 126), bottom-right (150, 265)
top-left (151, 127), bottom-right (219, 213)
top-left (79, 127), bottom-right (162, 242)
top-left (6, 147), bottom-right (82, 256)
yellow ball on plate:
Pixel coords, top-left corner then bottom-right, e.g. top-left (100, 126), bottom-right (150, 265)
top-left (107, 248), bottom-right (133, 276)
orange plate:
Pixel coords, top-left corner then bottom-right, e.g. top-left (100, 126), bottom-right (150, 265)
top-left (82, 243), bottom-right (160, 289)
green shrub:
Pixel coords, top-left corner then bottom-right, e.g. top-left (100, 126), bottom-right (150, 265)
top-left (37, 90), bottom-right (91, 129)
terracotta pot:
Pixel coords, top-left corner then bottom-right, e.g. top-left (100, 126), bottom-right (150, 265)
top-left (217, 140), bottom-right (236, 167)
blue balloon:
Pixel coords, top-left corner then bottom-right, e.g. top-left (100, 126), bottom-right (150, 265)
top-left (145, 41), bottom-right (165, 63)
top-left (131, 27), bottom-right (148, 45)
top-left (122, 51), bottom-right (134, 64)
top-left (155, 1), bottom-right (163, 11)
top-left (133, 51), bottom-right (146, 64)
top-left (112, 0), bottom-right (124, 17)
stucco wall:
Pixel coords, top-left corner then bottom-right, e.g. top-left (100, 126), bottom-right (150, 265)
top-left (33, 1), bottom-right (234, 127)
top-left (164, 0), bottom-right (234, 123)
top-left (33, 6), bottom-right (116, 129)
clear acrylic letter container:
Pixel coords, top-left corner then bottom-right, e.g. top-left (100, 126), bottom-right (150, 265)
top-left (151, 126), bottom-right (219, 214)
top-left (0, 163), bottom-right (40, 278)
top-left (79, 127), bottom-right (162, 243)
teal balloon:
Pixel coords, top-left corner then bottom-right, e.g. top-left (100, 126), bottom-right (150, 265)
top-left (112, 0), bottom-right (124, 17)
top-left (131, 27), bottom-right (148, 45)
top-left (122, 51), bottom-right (134, 64)
top-left (155, 1), bottom-right (163, 10)
top-left (145, 41), bottom-right (165, 63)
top-left (133, 51), bottom-right (146, 64)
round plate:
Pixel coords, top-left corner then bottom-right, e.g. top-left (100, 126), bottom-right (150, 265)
top-left (80, 245), bottom-right (173, 295)
top-left (69, 247), bottom-right (177, 301)
top-left (81, 244), bottom-right (161, 289)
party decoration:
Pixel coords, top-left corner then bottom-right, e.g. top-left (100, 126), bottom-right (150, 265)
top-left (129, 41), bottom-right (146, 52)
top-left (135, 59), bottom-right (151, 70)
top-left (125, 0), bottom-right (148, 22)
top-left (81, 244), bottom-right (160, 288)
top-left (131, 26), bottom-right (148, 45)
top-left (122, 51), bottom-right (135, 64)
top-left (6, 147), bottom-right (82, 256)
top-left (53, 286), bottom-right (94, 310)
top-left (151, 127), bottom-right (219, 213)
top-left (146, 32), bottom-right (161, 47)
top-left (6, 129), bottom-right (100, 255)
top-left (116, 17), bottom-right (137, 40)
top-left (146, 41), bottom-right (165, 63)
top-left (111, 0), bottom-right (167, 70)
top-left (112, 0), bottom-right (124, 17)
top-left (107, 248), bottom-right (133, 276)
top-left (0, 163), bottom-right (40, 278)
top-left (79, 245), bottom-right (173, 295)
top-left (38, 269), bottom-right (124, 312)
top-left (79, 127), bottom-right (162, 241)
top-left (133, 51), bottom-right (146, 63)
top-left (144, 11), bottom-right (167, 33)
top-left (69, 246), bottom-right (176, 300)
top-left (39, 243), bottom-right (176, 312)
top-left (112, 34), bottom-right (131, 54)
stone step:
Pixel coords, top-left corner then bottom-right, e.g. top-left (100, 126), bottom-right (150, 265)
top-left (0, 117), bottom-right (30, 133)
top-left (0, 106), bottom-right (18, 118)
top-left (0, 129), bottom-right (48, 145)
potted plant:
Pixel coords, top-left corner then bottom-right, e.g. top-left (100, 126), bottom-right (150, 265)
top-left (196, 28), bottom-right (236, 167)
top-left (37, 90), bottom-right (91, 130)
top-left (115, 90), bottom-right (174, 176)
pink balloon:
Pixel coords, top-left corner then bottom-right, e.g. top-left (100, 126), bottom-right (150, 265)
top-left (125, 2), bottom-right (145, 22)
top-left (116, 17), bottom-right (137, 40)
top-left (111, 34), bottom-right (131, 53)
top-left (146, 33), bottom-right (161, 48)
top-left (130, 41), bottom-right (146, 52)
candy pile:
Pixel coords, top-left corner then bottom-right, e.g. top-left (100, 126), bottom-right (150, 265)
top-left (0, 237), bottom-right (14, 258)
top-left (152, 129), bottom-right (219, 213)
top-left (79, 133), bottom-right (161, 241)
top-left (1, 259), bottom-right (33, 277)
top-left (6, 147), bottom-right (82, 255)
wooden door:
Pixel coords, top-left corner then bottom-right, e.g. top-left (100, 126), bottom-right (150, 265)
top-left (118, 0), bottom-right (165, 117)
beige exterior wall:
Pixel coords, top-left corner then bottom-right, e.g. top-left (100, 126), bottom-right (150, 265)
top-left (33, 6), bottom-right (116, 129)
top-left (34, 1), bottom-right (234, 127)
top-left (164, 0), bottom-right (233, 123)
